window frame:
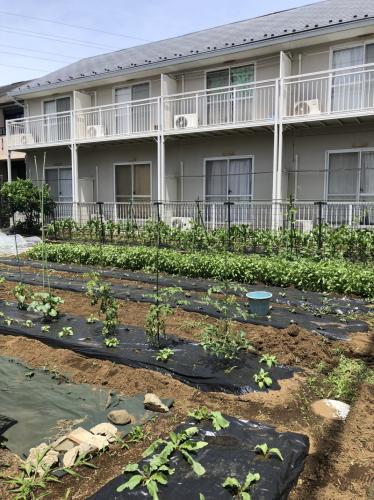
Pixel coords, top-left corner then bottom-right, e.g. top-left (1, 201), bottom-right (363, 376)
top-left (113, 161), bottom-right (152, 202)
top-left (203, 155), bottom-right (255, 202)
top-left (44, 165), bottom-right (73, 202)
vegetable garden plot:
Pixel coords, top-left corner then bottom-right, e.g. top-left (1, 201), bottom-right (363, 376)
top-left (90, 416), bottom-right (309, 500)
top-left (0, 263), bottom-right (368, 341)
top-left (0, 301), bottom-right (295, 395)
top-left (0, 355), bottom-right (172, 457)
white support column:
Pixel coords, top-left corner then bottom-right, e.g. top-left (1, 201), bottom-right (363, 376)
top-left (157, 96), bottom-right (166, 203)
top-left (71, 143), bottom-right (79, 221)
top-left (271, 78), bottom-right (280, 230)
top-left (6, 150), bottom-right (12, 183)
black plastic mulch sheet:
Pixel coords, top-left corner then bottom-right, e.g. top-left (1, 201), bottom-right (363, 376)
top-left (0, 415), bottom-right (17, 436)
top-left (0, 300), bottom-right (295, 395)
top-left (90, 415), bottom-right (309, 500)
top-left (0, 259), bottom-right (369, 341)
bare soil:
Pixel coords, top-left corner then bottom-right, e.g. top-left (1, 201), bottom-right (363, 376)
top-left (0, 274), bottom-right (372, 499)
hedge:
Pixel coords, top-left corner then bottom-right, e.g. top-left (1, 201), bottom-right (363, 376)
top-left (27, 243), bottom-right (374, 298)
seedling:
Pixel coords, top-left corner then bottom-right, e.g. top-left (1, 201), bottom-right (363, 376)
top-left (259, 354), bottom-right (278, 368)
top-left (86, 314), bottom-right (99, 324)
top-left (28, 292), bottom-right (64, 322)
top-left (121, 425), bottom-right (150, 449)
top-left (116, 461), bottom-right (174, 499)
top-left (201, 323), bottom-right (251, 360)
top-left (143, 426), bottom-right (208, 477)
top-left (144, 288), bottom-right (183, 348)
top-left (58, 326), bottom-right (74, 338)
top-left (105, 337), bottom-right (119, 348)
top-left (13, 283), bottom-right (33, 310)
top-left (23, 320), bottom-right (34, 328)
top-left (86, 274), bottom-right (119, 336)
top-left (254, 443), bottom-right (283, 461)
top-left (188, 407), bottom-right (230, 431)
top-left (156, 348), bottom-right (174, 362)
top-left (253, 369), bottom-right (272, 389)
top-left (41, 325), bottom-right (50, 333)
top-left (222, 470), bottom-right (260, 499)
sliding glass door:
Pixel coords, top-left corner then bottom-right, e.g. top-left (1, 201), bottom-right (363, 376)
top-left (205, 157), bottom-right (253, 202)
top-left (115, 163), bottom-right (151, 202)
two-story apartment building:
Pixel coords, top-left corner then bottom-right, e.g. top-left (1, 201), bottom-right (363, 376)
top-left (5, 0), bottom-right (374, 228)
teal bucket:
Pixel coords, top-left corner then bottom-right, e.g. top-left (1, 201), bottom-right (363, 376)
top-left (246, 291), bottom-right (273, 316)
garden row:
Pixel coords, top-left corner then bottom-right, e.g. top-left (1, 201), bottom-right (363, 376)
top-left (28, 243), bottom-right (374, 298)
top-left (47, 219), bottom-right (374, 262)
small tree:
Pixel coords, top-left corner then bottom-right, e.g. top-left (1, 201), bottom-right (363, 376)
top-left (0, 179), bottom-right (55, 234)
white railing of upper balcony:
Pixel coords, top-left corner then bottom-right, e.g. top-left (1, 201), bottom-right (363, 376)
top-left (283, 62), bottom-right (374, 120)
top-left (51, 201), bottom-right (374, 230)
top-left (163, 79), bottom-right (277, 132)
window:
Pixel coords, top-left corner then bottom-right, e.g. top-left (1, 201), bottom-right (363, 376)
top-left (114, 83), bottom-right (150, 134)
top-left (115, 163), bottom-right (151, 202)
top-left (45, 167), bottom-right (72, 202)
top-left (43, 96), bottom-right (71, 142)
top-left (331, 43), bottom-right (374, 111)
top-left (205, 157), bottom-right (252, 202)
top-left (327, 150), bottom-right (374, 201)
top-left (206, 65), bottom-right (255, 125)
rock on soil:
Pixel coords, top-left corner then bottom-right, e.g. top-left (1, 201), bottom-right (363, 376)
top-left (311, 399), bottom-right (351, 420)
top-left (26, 443), bottom-right (59, 474)
top-left (144, 393), bottom-right (169, 413)
top-left (107, 410), bottom-right (132, 425)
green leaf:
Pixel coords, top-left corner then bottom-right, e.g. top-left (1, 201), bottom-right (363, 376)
top-left (181, 440), bottom-right (208, 452)
top-left (181, 450), bottom-right (206, 476)
top-left (151, 472), bottom-right (168, 485)
top-left (211, 411), bottom-right (230, 430)
top-left (116, 474), bottom-right (143, 492)
top-left (254, 443), bottom-right (268, 456)
top-left (269, 448), bottom-right (284, 461)
top-left (146, 479), bottom-right (159, 500)
top-left (243, 471), bottom-right (260, 491)
top-left (142, 439), bottom-right (163, 458)
top-left (241, 492), bottom-right (251, 500)
top-left (123, 463), bottom-right (140, 473)
top-left (222, 477), bottom-right (240, 489)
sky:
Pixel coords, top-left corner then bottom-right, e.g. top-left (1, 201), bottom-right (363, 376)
top-left (0, 0), bottom-right (323, 86)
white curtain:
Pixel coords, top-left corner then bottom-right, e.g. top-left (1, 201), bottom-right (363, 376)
top-left (228, 158), bottom-right (252, 199)
top-left (332, 47), bottom-right (364, 111)
top-left (328, 152), bottom-right (359, 200)
top-left (360, 152), bottom-right (374, 197)
top-left (206, 160), bottom-right (227, 200)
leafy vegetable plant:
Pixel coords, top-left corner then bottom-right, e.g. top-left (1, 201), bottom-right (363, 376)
top-left (105, 337), bottom-right (119, 348)
top-left (253, 368), bottom-right (272, 389)
top-left (143, 426), bottom-right (208, 477)
top-left (86, 273), bottom-right (119, 337)
top-left (13, 283), bottom-right (33, 310)
top-left (28, 292), bottom-right (64, 322)
top-left (155, 348), bottom-right (174, 362)
top-left (254, 443), bottom-right (283, 461)
top-left (58, 326), bottom-right (74, 338)
top-left (259, 354), bottom-right (278, 368)
top-left (116, 461), bottom-right (174, 499)
top-left (222, 470), bottom-right (261, 499)
top-left (188, 407), bottom-right (230, 431)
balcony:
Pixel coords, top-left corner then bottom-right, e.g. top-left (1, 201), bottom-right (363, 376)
top-left (6, 63), bottom-right (374, 149)
top-left (283, 62), bottom-right (374, 122)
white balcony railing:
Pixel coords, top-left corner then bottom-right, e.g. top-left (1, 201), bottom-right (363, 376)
top-left (51, 201), bottom-right (374, 230)
top-left (7, 111), bottom-right (72, 147)
top-left (163, 79), bottom-right (277, 132)
top-left (7, 63), bottom-right (374, 149)
top-left (75, 98), bottom-right (159, 141)
top-left (283, 62), bottom-right (374, 121)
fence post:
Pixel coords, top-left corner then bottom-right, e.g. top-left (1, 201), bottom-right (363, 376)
top-left (314, 201), bottom-right (326, 258)
top-left (224, 201), bottom-right (234, 252)
top-left (96, 201), bottom-right (105, 244)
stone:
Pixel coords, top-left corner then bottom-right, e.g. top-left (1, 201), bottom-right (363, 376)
top-left (287, 324), bottom-right (300, 337)
top-left (90, 422), bottom-right (118, 443)
top-left (77, 442), bottom-right (97, 455)
top-left (311, 399), bottom-right (351, 421)
top-left (27, 443), bottom-right (59, 475)
top-left (67, 427), bottom-right (108, 450)
top-left (107, 409), bottom-right (132, 425)
top-left (144, 393), bottom-right (169, 413)
top-left (62, 446), bottom-right (79, 468)
top-left (51, 436), bottom-right (76, 453)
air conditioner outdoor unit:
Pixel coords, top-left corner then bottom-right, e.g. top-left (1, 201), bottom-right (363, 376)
top-left (170, 217), bottom-right (194, 230)
top-left (294, 99), bottom-right (320, 116)
top-left (295, 219), bottom-right (314, 233)
top-left (11, 133), bottom-right (34, 146)
top-left (174, 113), bottom-right (198, 129)
top-left (86, 125), bottom-right (105, 138)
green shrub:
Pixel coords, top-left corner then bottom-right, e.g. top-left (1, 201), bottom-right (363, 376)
top-left (28, 243), bottom-right (374, 298)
